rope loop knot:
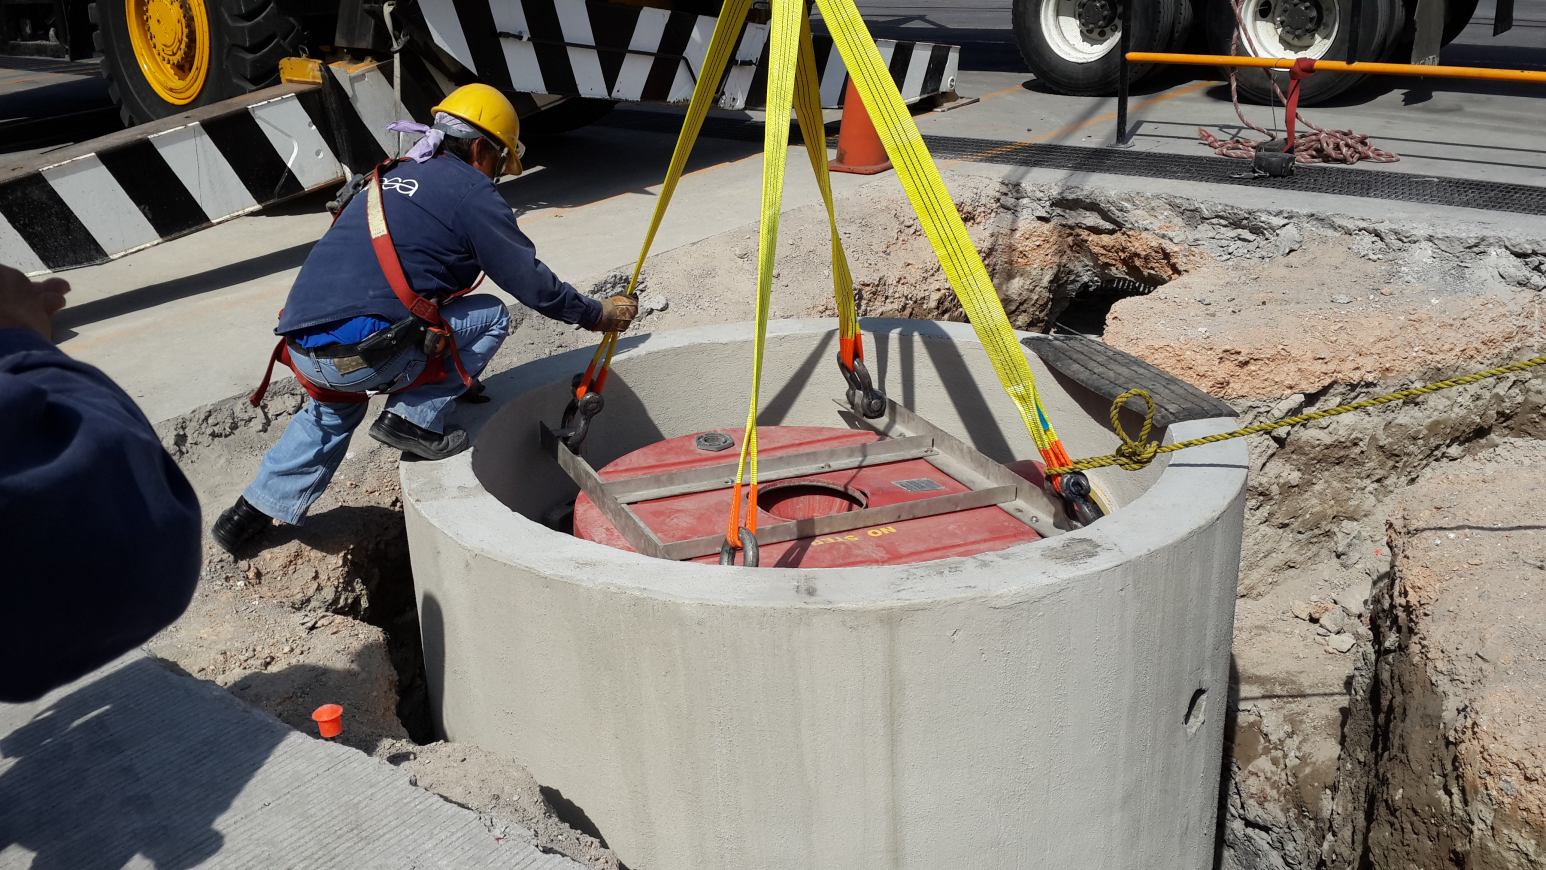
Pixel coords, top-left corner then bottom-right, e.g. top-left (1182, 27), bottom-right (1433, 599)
top-left (1110, 388), bottom-right (1160, 471)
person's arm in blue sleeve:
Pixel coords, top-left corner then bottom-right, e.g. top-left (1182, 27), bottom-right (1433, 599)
top-left (0, 267), bottom-right (201, 702)
top-left (458, 185), bottom-right (602, 328)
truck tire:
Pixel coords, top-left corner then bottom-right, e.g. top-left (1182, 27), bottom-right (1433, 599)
top-left (1011, 0), bottom-right (1185, 95)
top-left (1442, 0), bottom-right (1479, 44)
top-left (1172, 0), bottom-right (1198, 50)
top-left (1206, 0), bottom-right (1399, 105)
top-left (90, 0), bottom-right (310, 126)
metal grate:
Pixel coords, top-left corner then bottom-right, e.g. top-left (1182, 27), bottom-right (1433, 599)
top-left (894, 477), bottom-right (946, 492)
top-left (605, 110), bottom-right (1546, 217)
top-left (911, 134), bottom-right (1546, 217)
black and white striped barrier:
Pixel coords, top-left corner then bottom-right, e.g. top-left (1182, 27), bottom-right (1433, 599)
top-left (417, 0), bottom-right (959, 109)
top-left (0, 62), bottom-right (412, 276)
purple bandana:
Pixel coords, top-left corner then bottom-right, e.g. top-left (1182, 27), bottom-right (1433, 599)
top-left (386, 112), bottom-right (483, 162)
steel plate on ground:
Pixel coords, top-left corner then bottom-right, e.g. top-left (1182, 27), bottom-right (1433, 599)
top-left (1024, 333), bottom-right (1237, 429)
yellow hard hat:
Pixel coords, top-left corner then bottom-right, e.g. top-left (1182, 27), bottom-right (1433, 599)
top-left (432, 83), bottom-right (524, 175)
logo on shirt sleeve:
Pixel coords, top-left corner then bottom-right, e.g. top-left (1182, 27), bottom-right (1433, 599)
top-left (382, 177), bottom-right (420, 197)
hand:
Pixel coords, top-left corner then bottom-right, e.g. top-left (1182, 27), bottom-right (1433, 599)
top-left (591, 295), bottom-right (638, 333)
top-left (0, 264), bottom-right (70, 342)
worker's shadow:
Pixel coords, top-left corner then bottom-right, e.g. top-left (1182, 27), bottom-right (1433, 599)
top-left (0, 657), bottom-right (283, 870)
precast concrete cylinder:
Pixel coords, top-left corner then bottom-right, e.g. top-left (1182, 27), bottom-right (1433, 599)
top-left (402, 318), bottom-right (1247, 869)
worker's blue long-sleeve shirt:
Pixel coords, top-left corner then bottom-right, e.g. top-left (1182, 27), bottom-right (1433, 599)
top-left (277, 154), bottom-right (600, 335)
top-left (0, 329), bottom-right (201, 702)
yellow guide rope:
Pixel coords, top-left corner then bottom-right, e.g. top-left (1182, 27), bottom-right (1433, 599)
top-left (1046, 354), bottom-right (1546, 476)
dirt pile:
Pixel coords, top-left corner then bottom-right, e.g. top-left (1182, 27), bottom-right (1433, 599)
top-left (154, 385), bottom-right (423, 743)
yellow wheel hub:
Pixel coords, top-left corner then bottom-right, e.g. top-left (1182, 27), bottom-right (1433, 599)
top-left (125, 0), bottom-right (210, 105)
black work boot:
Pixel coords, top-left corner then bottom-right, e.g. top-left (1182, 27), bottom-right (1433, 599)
top-left (213, 496), bottom-right (273, 555)
top-left (456, 379), bottom-right (489, 404)
top-left (369, 412), bottom-right (470, 460)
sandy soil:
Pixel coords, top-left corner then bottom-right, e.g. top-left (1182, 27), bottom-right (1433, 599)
top-left (1368, 439), bottom-right (1546, 867)
top-left (1107, 240), bottom-right (1538, 400)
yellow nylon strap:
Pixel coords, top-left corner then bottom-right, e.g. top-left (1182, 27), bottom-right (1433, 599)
top-left (726, 0), bottom-right (804, 537)
top-left (813, 0), bottom-right (1062, 458)
top-left (793, 12), bottom-right (860, 353)
top-left (580, 0), bottom-right (753, 394)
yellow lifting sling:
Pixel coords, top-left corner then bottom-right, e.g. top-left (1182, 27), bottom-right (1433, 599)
top-left (564, 0), bottom-right (1090, 560)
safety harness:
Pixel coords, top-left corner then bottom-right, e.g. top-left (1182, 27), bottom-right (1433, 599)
top-left (249, 159), bottom-right (473, 407)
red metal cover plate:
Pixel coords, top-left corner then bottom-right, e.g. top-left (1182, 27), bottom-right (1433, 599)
top-left (572, 426), bottom-right (1040, 568)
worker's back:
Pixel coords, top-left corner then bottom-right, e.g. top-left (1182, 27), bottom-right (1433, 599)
top-left (276, 155), bottom-right (495, 336)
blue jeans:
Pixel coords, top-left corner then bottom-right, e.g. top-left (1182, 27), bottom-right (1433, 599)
top-left (244, 294), bottom-right (510, 525)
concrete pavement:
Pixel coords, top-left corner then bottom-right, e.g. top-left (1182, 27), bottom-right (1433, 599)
top-left (0, 653), bottom-right (581, 869)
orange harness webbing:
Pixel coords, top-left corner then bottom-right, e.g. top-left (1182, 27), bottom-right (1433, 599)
top-left (250, 161), bottom-right (473, 407)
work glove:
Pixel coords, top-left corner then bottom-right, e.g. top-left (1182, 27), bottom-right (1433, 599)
top-left (592, 295), bottom-right (638, 333)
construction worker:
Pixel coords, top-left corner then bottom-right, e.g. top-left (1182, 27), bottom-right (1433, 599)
top-left (212, 84), bottom-right (636, 555)
top-left (1, 263), bottom-right (201, 701)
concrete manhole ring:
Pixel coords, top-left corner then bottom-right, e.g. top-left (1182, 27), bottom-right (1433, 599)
top-left (402, 318), bottom-right (1248, 868)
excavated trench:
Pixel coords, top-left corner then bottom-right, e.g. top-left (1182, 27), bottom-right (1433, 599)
top-left (1214, 376), bottom-right (1546, 870)
top-left (322, 524), bottom-right (434, 744)
top-left (154, 175), bottom-right (1546, 868)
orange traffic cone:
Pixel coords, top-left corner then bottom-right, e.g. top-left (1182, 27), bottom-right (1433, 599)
top-left (830, 79), bottom-right (891, 175)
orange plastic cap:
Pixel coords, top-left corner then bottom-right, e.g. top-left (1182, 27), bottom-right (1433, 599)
top-left (311, 703), bottom-right (345, 739)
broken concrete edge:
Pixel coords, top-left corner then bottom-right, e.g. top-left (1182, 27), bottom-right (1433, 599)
top-left (400, 317), bottom-right (1249, 606)
top-left (947, 163), bottom-right (1546, 255)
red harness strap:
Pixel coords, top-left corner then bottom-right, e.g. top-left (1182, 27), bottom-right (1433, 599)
top-left (250, 160), bottom-right (474, 407)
